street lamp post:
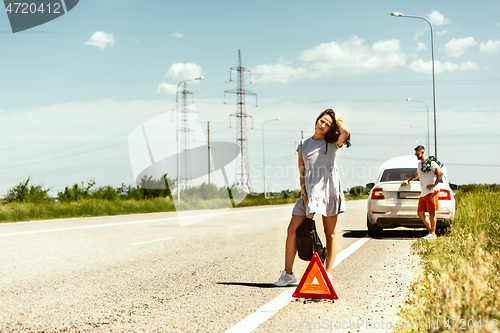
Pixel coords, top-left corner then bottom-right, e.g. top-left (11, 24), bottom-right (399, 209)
top-left (262, 117), bottom-right (280, 198)
top-left (411, 124), bottom-right (428, 149)
top-left (175, 76), bottom-right (204, 203)
top-left (392, 12), bottom-right (438, 158)
top-left (407, 98), bottom-right (430, 152)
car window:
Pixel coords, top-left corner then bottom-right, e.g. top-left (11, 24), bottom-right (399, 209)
top-left (380, 168), bottom-right (417, 182)
top-left (380, 167), bottom-right (445, 183)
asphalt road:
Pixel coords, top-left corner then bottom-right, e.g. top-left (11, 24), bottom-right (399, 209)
top-left (0, 200), bottom-right (423, 332)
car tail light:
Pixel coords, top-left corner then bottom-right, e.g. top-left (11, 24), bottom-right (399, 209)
top-left (371, 188), bottom-right (385, 200)
top-left (439, 189), bottom-right (451, 200)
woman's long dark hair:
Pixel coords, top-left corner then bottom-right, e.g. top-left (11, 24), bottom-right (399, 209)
top-left (315, 109), bottom-right (351, 150)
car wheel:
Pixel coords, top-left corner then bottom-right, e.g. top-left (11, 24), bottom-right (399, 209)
top-left (367, 218), bottom-right (380, 237)
top-left (437, 226), bottom-right (449, 235)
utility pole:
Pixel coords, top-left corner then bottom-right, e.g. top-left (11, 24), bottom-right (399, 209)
top-left (207, 121), bottom-right (211, 185)
top-left (175, 76), bottom-right (203, 202)
top-left (225, 50), bottom-right (257, 193)
top-left (180, 83), bottom-right (193, 188)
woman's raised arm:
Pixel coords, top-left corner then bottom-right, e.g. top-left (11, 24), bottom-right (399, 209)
top-left (335, 115), bottom-right (350, 147)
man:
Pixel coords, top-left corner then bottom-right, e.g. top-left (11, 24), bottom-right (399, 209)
top-left (401, 145), bottom-right (443, 240)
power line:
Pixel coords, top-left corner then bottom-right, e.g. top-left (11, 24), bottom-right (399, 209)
top-left (446, 163), bottom-right (500, 167)
top-left (252, 79), bottom-right (500, 87)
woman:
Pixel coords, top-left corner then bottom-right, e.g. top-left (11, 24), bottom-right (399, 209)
top-left (275, 109), bottom-right (350, 286)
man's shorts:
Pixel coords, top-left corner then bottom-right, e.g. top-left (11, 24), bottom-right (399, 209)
top-left (417, 191), bottom-right (439, 212)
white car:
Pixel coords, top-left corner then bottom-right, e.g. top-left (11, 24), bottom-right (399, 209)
top-left (366, 155), bottom-right (457, 236)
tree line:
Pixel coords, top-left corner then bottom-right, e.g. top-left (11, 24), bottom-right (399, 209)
top-left (1, 176), bottom-right (248, 204)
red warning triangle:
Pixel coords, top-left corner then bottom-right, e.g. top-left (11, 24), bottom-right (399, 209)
top-left (292, 252), bottom-right (338, 300)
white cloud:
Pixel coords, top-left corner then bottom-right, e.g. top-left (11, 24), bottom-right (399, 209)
top-left (300, 36), bottom-right (407, 75)
top-left (252, 36), bottom-right (407, 83)
top-left (156, 83), bottom-right (178, 94)
top-left (444, 37), bottom-right (476, 57)
top-left (85, 31), bottom-right (115, 49)
top-left (460, 61), bottom-right (479, 71)
top-left (435, 61), bottom-right (460, 73)
top-left (164, 63), bottom-right (202, 82)
top-left (427, 10), bottom-right (450, 25)
top-left (409, 60), bottom-right (478, 73)
top-left (479, 40), bottom-right (500, 53)
top-left (252, 64), bottom-right (307, 84)
top-left (416, 42), bottom-right (427, 51)
top-left (413, 29), bottom-right (426, 41)
top-left (157, 63), bottom-right (203, 94)
top-left (437, 29), bottom-right (449, 36)
top-left (171, 32), bottom-right (183, 38)
top-left (408, 59), bottom-right (459, 73)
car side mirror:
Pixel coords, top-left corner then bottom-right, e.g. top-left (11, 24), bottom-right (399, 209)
top-left (366, 183), bottom-right (375, 190)
top-left (450, 183), bottom-right (458, 191)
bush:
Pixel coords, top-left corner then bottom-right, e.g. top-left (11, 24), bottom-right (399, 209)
top-left (58, 179), bottom-right (96, 202)
top-left (458, 184), bottom-right (477, 193)
top-left (181, 182), bottom-right (219, 201)
top-left (58, 175), bottom-right (176, 202)
top-left (459, 183), bottom-right (500, 193)
top-left (281, 189), bottom-right (301, 199)
top-left (2, 178), bottom-right (51, 204)
top-left (92, 185), bottom-right (119, 201)
top-left (349, 185), bottom-right (368, 196)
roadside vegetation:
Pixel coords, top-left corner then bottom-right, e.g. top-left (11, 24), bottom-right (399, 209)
top-left (347, 185), bottom-right (369, 200)
top-left (398, 184), bottom-right (500, 332)
top-left (0, 177), bottom-right (369, 223)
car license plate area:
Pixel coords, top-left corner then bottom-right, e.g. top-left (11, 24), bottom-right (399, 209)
top-left (398, 191), bottom-right (420, 199)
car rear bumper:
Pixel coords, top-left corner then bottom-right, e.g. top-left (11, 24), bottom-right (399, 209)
top-left (368, 215), bottom-right (451, 228)
top-left (367, 201), bottom-right (454, 228)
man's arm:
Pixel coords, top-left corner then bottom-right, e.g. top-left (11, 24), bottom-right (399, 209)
top-left (426, 165), bottom-right (443, 190)
top-left (401, 170), bottom-right (419, 186)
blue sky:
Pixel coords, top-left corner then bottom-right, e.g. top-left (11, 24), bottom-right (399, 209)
top-left (0, 0), bottom-right (499, 196)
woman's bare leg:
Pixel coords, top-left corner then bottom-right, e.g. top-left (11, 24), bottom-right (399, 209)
top-left (322, 215), bottom-right (339, 273)
top-left (284, 215), bottom-right (306, 274)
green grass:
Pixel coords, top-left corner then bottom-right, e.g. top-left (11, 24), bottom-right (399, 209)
top-left (398, 189), bottom-right (500, 332)
top-left (0, 198), bottom-right (175, 222)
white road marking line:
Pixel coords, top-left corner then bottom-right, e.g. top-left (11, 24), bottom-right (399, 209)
top-left (0, 205), bottom-right (291, 237)
top-left (133, 237), bottom-right (174, 246)
top-left (224, 235), bottom-right (371, 333)
top-left (229, 224), bottom-right (251, 229)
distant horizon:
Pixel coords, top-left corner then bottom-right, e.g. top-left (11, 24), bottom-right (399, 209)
top-left (3, 174), bottom-right (497, 200)
top-left (0, 0), bottom-right (499, 197)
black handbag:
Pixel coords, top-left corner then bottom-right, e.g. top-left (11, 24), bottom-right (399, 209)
top-left (295, 217), bottom-right (327, 264)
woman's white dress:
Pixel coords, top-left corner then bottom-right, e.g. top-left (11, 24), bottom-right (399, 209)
top-left (292, 137), bottom-right (345, 217)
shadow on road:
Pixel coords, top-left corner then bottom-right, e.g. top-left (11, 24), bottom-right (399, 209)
top-left (216, 282), bottom-right (286, 289)
top-left (343, 229), bottom-right (431, 240)
top-left (341, 230), bottom-right (368, 238)
top-left (373, 228), bottom-right (429, 240)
